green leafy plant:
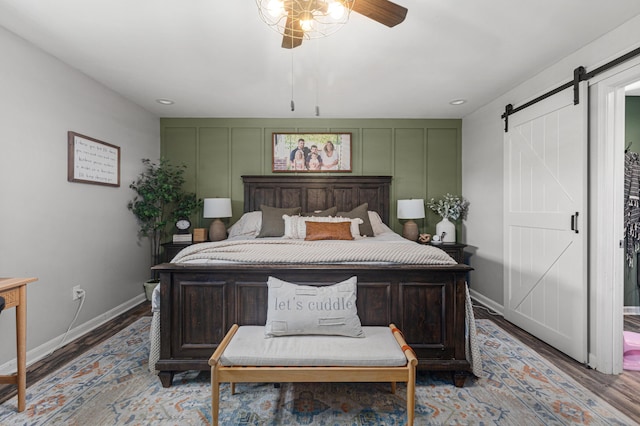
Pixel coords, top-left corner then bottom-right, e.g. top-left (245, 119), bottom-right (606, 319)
top-left (426, 193), bottom-right (469, 221)
top-left (128, 158), bottom-right (202, 270)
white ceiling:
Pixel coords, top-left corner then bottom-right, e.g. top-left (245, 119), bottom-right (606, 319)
top-left (1, 0), bottom-right (640, 119)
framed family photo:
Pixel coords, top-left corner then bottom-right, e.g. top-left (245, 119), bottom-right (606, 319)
top-left (272, 132), bottom-right (352, 173)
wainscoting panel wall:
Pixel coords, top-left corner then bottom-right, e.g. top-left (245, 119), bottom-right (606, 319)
top-left (160, 118), bottom-right (462, 235)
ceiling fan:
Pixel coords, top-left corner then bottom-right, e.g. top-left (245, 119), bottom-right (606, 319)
top-left (258, 0), bottom-right (408, 49)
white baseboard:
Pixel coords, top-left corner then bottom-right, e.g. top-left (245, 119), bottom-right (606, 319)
top-left (469, 289), bottom-right (504, 316)
top-left (0, 294), bottom-right (146, 375)
top-left (624, 306), bottom-right (640, 315)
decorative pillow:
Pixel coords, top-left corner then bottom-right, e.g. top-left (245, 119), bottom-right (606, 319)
top-left (304, 221), bottom-right (353, 241)
top-left (337, 203), bottom-right (374, 237)
top-left (265, 276), bottom-right (364, 337)
top-left (283, 215), bottom-right (363, 239)
top-left (282, 214), bottom-right (301, 239)
top-left (228, 211), bottom-right (262, 238)
top-left (302, 206), bottom-right (338, 217)
top-left (368, 210), bottom-right (389, 236)
top-left (257, 205), bottom-right (301, 238)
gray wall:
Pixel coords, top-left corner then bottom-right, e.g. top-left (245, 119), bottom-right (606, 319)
top-left (0, 26), bottom-right (159, 370)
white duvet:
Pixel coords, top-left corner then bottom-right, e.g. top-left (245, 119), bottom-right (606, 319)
top-left (170, 233), bottom-right (456, 265)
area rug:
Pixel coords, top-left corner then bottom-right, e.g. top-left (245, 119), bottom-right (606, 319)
top-left (0, 317), bottom-right (634, 425)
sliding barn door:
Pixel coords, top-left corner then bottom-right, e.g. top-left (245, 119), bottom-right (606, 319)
top-left (503, 83), bottom-right (588, 363)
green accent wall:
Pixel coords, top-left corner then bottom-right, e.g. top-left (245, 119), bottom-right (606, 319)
top-left (160, 118), bottom-right (462, 236)
top-left (627, 97), bottom-right (640, 153)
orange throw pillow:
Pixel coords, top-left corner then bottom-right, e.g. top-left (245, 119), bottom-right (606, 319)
top-left (304, 221), bottom-right (354, 241)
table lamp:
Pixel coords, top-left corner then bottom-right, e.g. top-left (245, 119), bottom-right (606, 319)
top-left (203, 198), bottom-right (232, 241)
top-left (397, 199), bottom-right (425, 241)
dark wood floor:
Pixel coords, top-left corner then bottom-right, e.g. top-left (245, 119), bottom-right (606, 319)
top-left (1, 302), bottom-right (639, 422)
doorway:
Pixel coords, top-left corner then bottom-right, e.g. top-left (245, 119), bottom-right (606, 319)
top-left (624, 81), bottom-right (640, 313)
top-left (589, 59), bottom-right (640, 374)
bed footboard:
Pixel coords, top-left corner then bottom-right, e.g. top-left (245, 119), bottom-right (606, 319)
top-left (153, 262), bottom-right (472, 388)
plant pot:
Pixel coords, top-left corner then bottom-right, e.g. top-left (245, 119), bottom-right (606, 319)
top-left (144, 280), bottom-right (159, 301)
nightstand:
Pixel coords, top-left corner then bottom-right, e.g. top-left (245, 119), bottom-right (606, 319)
top-left (427, 242), bottom-right (467, 263)
top-left (161, 242), bottom-right (193, 263)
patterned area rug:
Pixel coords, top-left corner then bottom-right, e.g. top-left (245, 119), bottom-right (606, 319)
top-left (0, 317), bottom-right (634, 425)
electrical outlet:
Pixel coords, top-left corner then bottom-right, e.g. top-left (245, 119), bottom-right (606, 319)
top-left (72, 285), bottom-right (84, 300)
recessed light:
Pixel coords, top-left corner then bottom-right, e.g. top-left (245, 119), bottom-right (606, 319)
top-left (449, 99), bottom-right (466, 105)
top-left (156, 98), bottom-right (174, 105)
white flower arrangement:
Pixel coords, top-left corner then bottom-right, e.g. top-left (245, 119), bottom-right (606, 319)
top-left (426, 193), bottom-right (469, 221)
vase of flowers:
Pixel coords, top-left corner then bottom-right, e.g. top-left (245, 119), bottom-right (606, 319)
top-left (426, 193), bottom-right (469, 243)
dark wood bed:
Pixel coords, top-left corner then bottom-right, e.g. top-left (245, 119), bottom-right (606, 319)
top-left (153, 175), bottom-right (473, 388)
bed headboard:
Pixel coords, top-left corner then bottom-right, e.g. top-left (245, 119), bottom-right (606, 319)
top-left (242, 175), bottom-right (392, 225)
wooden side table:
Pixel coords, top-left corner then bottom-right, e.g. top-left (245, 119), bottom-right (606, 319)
top-left (0, 277), bottom-right (38, 412)
top-left (161, 242), bottom-right (193, 262)
top-left (426, 242), bottom-right (467, 263)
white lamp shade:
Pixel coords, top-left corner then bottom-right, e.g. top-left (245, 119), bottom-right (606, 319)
top-left (203, 198), bottom-right (232, 218)
top-left (397, 199), bottom-right (425, 219)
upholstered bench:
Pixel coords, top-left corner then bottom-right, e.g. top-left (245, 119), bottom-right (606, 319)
top-left (208, 323), bottom-right (418, 426)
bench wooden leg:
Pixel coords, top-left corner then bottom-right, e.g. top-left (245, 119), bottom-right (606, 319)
top-left (211, 369), bottom-right (220, 426)
top-left (231, 382), bottom-right (236, 395)
top-left (407, 368), bottom-right (415, 426)
top-left (390, 381), bottom-right (396, 394)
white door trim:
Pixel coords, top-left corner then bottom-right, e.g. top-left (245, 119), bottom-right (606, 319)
top-left (589, 58), bottom-right (640, 374)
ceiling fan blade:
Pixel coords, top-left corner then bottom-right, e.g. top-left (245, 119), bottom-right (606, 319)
top-left (282, 16), bottom-right (303, 49)
top-left (351, 0), bottom-right (408, 27)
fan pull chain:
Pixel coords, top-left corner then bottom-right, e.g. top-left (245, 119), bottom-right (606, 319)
top-left (290, 45), bottom-right (295, 111)
top-left (315, 77), bottom-right (319, 116)
top-left (315, 40), bottom-right (320, 116)
top-left (315, 65), bottom-right (319, 116)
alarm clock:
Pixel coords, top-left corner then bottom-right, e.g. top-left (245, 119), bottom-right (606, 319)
top-left (175, 218), bottom-right (191, 234)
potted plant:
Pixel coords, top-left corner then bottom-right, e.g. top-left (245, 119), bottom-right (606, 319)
top-left (128, 158), bottom-right (202, 298)
top-left (426, 193), bottom-right (469, 243)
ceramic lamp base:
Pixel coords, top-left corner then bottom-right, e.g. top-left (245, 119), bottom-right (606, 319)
top-left (402, 220), bottom-right (419, 241)
top-left (209, 219), bottom-right (227, 241)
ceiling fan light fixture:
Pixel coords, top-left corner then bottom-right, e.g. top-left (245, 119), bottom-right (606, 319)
top-left (256, 0), bottom-right (354, 42)
top-left (299, 11), bottom-right (314, 31)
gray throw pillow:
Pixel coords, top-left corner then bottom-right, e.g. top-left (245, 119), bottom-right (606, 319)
top-left (301, 206), bottom-right (338, 217)
top-left (265, 276), bottom-right (364, 337)
top-left (257, 205), bottom-right (302, 237)
top-left (337, 203), bottom-right (374, 237)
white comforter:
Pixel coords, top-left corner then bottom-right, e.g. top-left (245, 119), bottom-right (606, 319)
top-left (171, 235), bottom-right (456, 265)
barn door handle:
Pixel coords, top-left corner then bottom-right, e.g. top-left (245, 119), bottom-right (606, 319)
top-left (571, 212), bottom-right (579, 234)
